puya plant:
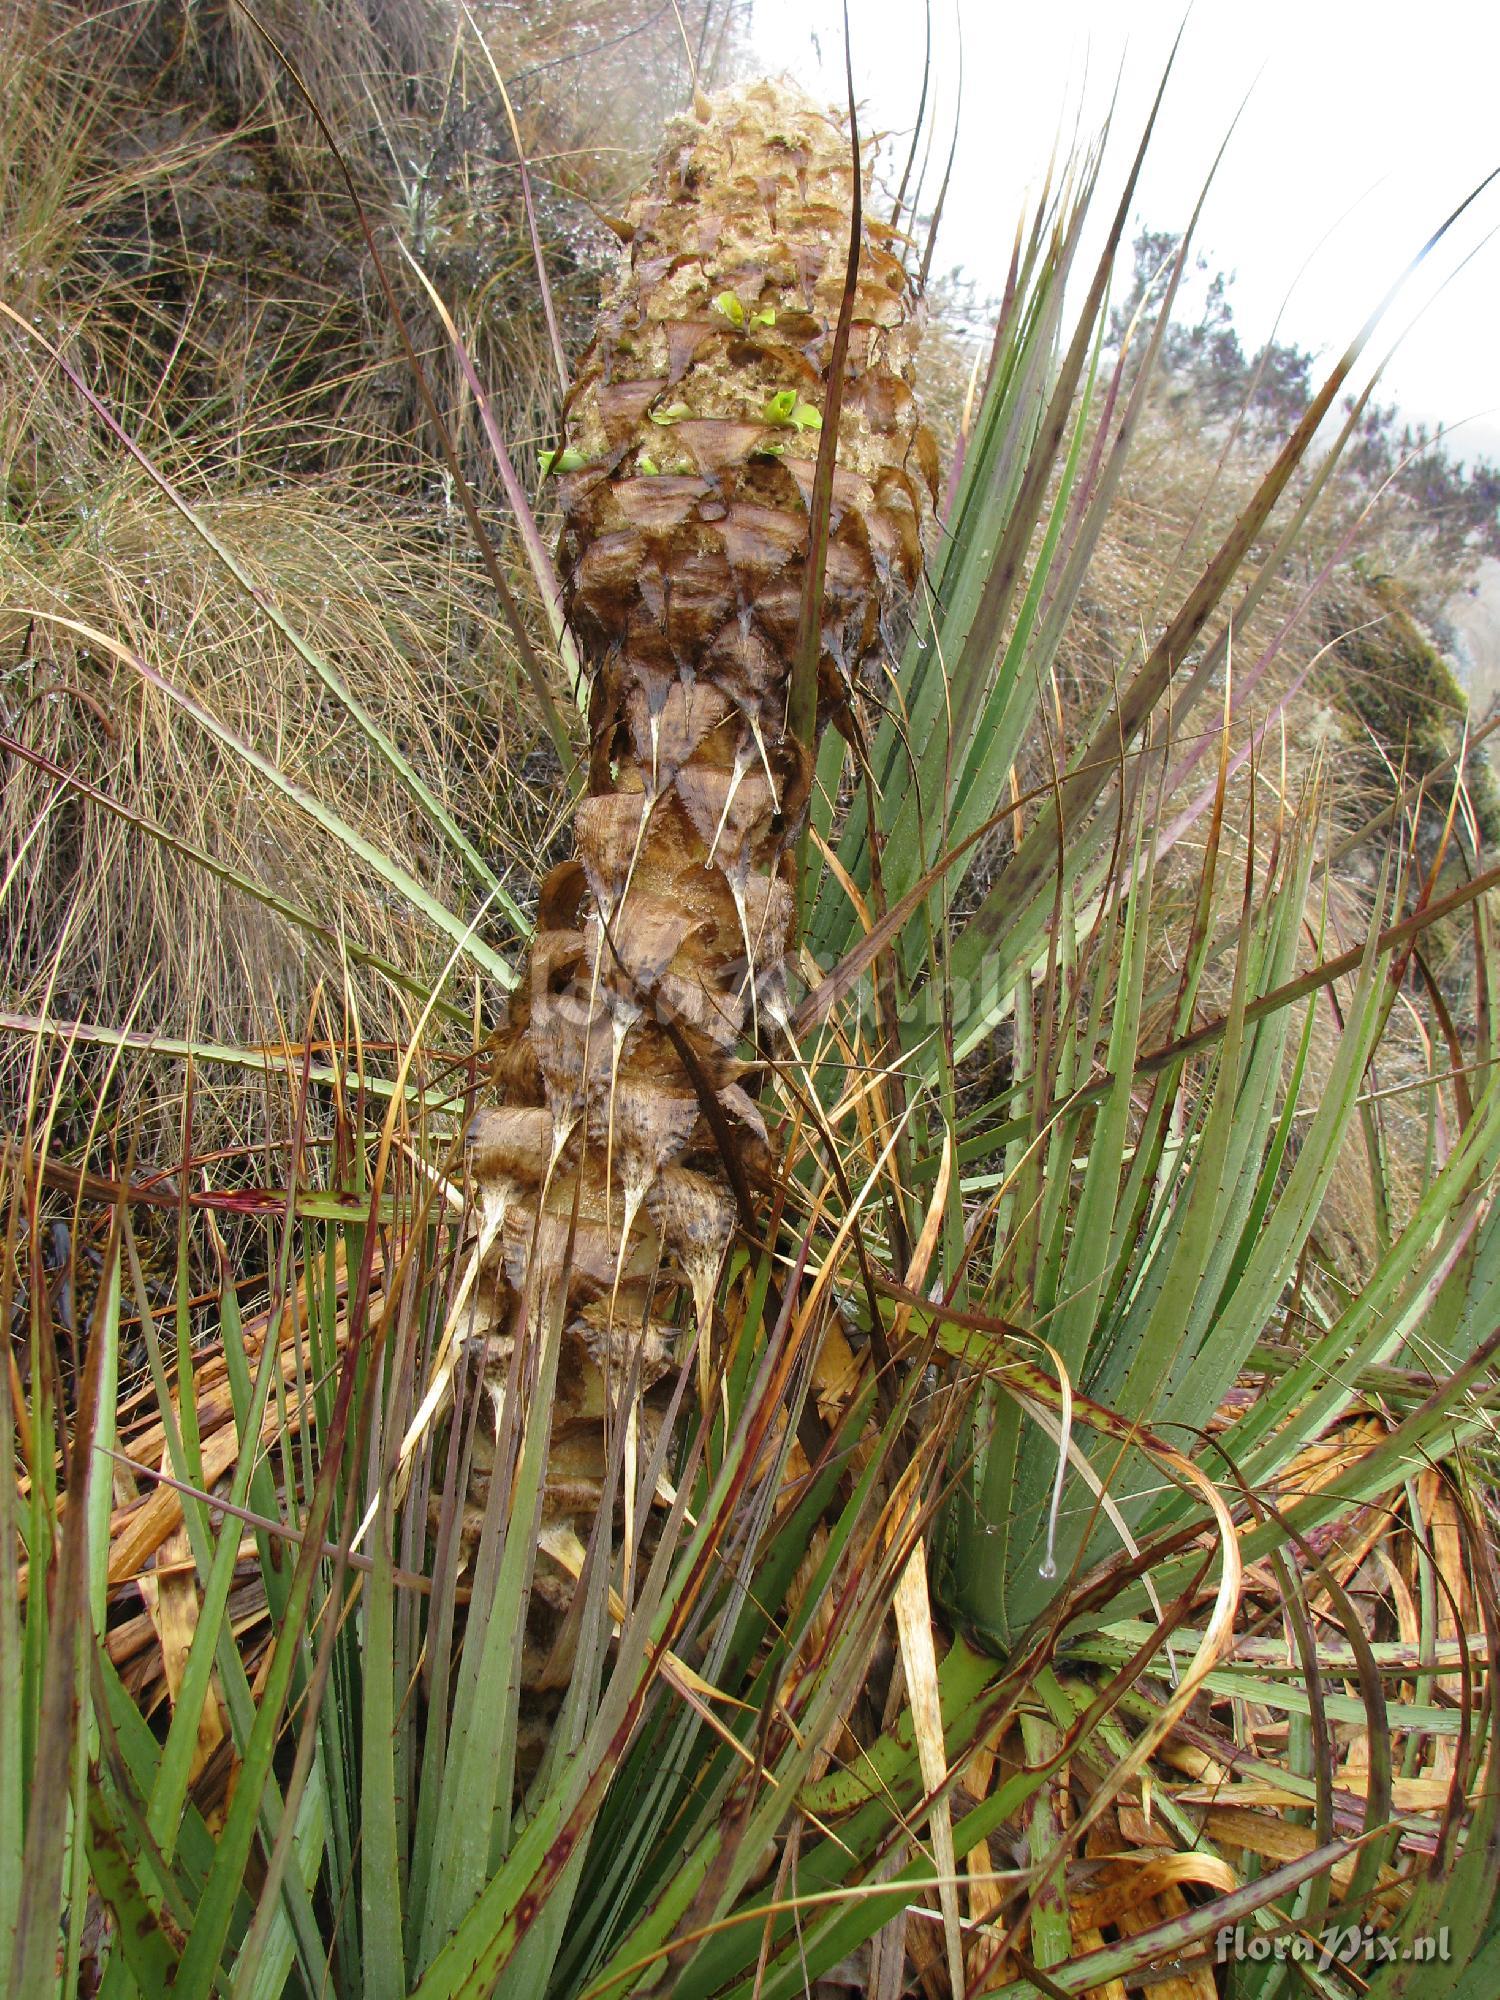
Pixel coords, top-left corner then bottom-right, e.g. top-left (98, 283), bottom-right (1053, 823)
top-left (453, 73), bottom-right (930, 1714)
top-left (5, 33), bottom-right (1500, 2000)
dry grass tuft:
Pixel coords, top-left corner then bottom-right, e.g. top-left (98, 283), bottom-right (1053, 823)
top-left (1, 0), bottom-right (748, 1164)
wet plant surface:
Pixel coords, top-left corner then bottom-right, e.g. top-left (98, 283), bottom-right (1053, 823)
top-left (4, 5), bottom-right (1499, 1997)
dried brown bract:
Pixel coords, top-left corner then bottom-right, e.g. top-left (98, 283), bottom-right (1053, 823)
top-left (463, 79), bottom-right (934, 1682)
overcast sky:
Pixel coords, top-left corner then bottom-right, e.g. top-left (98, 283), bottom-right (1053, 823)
top-left (744, 0), bottom-right (1500, 465)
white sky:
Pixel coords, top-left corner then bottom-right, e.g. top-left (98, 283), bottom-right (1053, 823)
top-left (745, 0), bottom-right (1500, 465)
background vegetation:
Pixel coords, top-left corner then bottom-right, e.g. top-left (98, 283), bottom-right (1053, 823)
top-left (3, 3), bottom-right (1498, 1996)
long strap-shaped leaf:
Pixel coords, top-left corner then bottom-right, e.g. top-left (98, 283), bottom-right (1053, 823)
top-left (19, 609), bottom-right (520, 985)
top-left (0, 301), bottom-right (538, 908)
top-left (2, 732), bottom-right (468, 1020)
top-left (978, 167), bottom-right (1500, 937)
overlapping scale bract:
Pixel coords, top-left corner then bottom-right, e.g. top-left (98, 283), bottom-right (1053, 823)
top-left (462, 79), bottom-right (932, 1686)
